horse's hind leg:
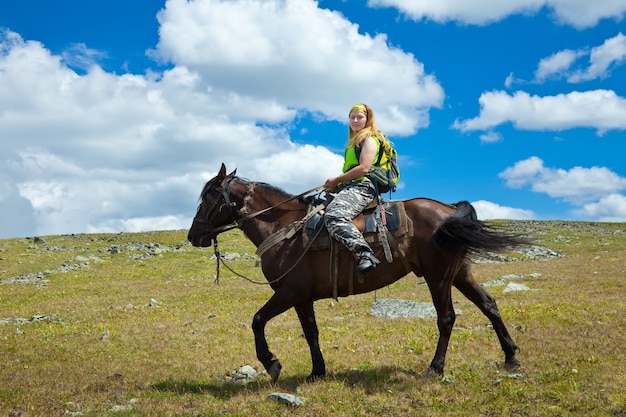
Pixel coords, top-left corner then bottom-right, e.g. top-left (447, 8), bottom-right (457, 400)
top-left (294, 300), bottom-right (326, 381)
top-left (252, 290), bottom-right (296, 383)
top-left (453, 264), bottom-right (520, 371)
top-left (423, 276), bottom-right (456, 377)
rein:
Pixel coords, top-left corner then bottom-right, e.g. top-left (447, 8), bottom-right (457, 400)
top-left (209, 182), bottom-right (325, 284)
top-left (212, 223), bottom-right (326, 285)
top-left (210, 184), bottom-right (325, 236)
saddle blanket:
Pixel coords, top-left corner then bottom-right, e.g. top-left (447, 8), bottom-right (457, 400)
top-left (303, 201), bottom-right (411, 251)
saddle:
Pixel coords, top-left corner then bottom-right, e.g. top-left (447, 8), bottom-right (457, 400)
top-left (303, 198), bottom-right (410, 251)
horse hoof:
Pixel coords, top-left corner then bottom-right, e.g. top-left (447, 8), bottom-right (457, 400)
top-left (420, 367), bottom-right (443, 379)
top-left (504, 357), bottom-right (521, 372)
top-left (268, 360), bottom-right (282, 383)
top-left (305, 372), bottom-right (326, 383)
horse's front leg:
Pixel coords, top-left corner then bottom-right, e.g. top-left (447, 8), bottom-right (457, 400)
top-left (252, 290), bottom-right (295, 383)
top-left (294, 300), bottom-right (326, 381)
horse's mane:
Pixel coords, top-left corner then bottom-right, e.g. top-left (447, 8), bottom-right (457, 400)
top-left (247, 179), bottom-right (294, 199)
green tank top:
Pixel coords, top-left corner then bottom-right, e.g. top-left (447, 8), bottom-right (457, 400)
top-left (342, 135), bottom-right (382, 180)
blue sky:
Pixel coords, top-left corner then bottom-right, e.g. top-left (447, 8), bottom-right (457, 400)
top-left (1, 0), bottom-right (625, 239)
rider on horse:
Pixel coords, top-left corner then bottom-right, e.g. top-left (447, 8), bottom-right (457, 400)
top-left (323, 104), bottom-right (390, 275)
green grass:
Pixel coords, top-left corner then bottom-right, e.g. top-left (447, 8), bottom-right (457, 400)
top-left (1, 223), bottom-right (625, 416)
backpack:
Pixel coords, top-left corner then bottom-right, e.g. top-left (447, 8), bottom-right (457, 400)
top-left (357, 135), bottom-right (400, 194)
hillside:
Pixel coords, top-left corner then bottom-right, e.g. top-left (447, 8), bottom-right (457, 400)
top-left (1, 221), bottom-right (625, 416)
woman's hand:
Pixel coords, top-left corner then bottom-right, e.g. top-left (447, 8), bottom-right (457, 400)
top-left (324, 177), bottom-right (340, 192)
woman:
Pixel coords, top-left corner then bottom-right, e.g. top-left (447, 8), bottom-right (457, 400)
top-left (324, 103), bottom-right (389, 275)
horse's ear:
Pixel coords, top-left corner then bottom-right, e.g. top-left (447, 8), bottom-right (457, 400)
top-left (228, 169), bottom-right (237, 177)
top-left (218, 163), bottom-right (227, 179)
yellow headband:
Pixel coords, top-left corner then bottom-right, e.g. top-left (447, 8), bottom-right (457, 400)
top-left (349, 104), bottom-right (367, 115)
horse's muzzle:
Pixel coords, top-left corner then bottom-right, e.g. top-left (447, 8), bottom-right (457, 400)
top-left (187, 221), bottom-right (214, 248)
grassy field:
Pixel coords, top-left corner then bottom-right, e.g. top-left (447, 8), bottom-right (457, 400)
top-left (1, 221), bottom-right (625, 416)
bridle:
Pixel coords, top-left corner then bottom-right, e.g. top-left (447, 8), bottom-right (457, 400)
top-left (192, 175), bottom-right (324, 284)
top-left (192, 176), bottom-right (242, 239)
top-left (194, 176), bottom-right (325, 238)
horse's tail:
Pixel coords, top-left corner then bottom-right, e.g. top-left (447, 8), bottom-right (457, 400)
top-left (432, 201), bottom-right (530, 259)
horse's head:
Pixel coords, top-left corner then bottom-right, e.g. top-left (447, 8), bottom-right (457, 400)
top-left (187, 163), bottom-right (241, 247)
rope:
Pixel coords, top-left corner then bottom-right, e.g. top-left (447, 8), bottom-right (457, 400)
top-left (213, 223), bottom-right (326, 285)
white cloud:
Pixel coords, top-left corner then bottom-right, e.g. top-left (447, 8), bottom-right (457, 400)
top-left (87, 215), bottom-right (190, 235)
top-left (579, 193), bottom-right (626, 221)
top-left (368, 0), bottom-right (626, 28)
top-left (568, 32), bottom-right (626, 82)
top-left (453, 89), bottom-right (626, 134)
top-left (472, 200), bottom-right (536, 220)
top-left (535, 49), bottom-right (587, 81)
top-left (0, 177), bottom-right (36, 237)
top-left (249, 144), bottom-right (343, 191)
top-left (500, 156), bottom-right (626, 203)
top-left (61, 43), bottom-right (108, 72)
top-left (154, 0), bottom-right (444, 134)
top-left (534, 33), bottom-right (626, 83)
top-left (479, 131), bottom-right (502, 143)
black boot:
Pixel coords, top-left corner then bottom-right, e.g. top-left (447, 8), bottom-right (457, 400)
top-left (356, 251), bottom-right (380, 275)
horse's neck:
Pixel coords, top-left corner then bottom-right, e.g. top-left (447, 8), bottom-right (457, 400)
top-left (238, 186), bottom-right (306, 247)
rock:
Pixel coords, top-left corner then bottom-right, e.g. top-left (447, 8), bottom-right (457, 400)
top-left (503, 282), bottom-right (531, 292)
top-left (1, 314), bottom-right (63, 325)
top-left (370, 298), bottom-right (461, 319)
top-left (229, 365), bottom-right (260, 383)
top-left (110, 405), bottom-right (132, 412)
top-left (222, 365), bottom-right (268, 384)
top-left (482, 274), bottom-right (522, 287)
top-left (268, 392), bottom-right (306, 407)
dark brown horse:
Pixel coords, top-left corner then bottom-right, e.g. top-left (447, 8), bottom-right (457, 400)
top-left (188, 164), bottom-right (528, 383)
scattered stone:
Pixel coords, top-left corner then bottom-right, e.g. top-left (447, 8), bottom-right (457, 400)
top-left (268, 392), bottom-right (306, 407)
top-left (149, 298), bottom-right (160, 307)
top-left (75, 255), bottom-right (104, 263)
top-left (370, 298), bottom-right (461, 319)
top-left (231, 365), bottom-right (258, 382)
top-left (104, 242), bottom-right (171, 259)
top-left (1, 271), bottom-right (51, 286)
top-left (503, 282), bottom-right (531, 293)
top-left (57, 262), bottom-right (90, 273)
top-left (472, 245), bottom-right (562, 264)
top-left (1, 314), bottom-right (65, 325)
top-left (110, 405), bottom-right (132, 413)
top-left (224, 365), bottom-right (267, 384)
top-left (482, 274), bottom-right (522, 287)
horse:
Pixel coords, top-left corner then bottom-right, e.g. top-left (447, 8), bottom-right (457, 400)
top-left (188, 163), bottom-right (529, 383)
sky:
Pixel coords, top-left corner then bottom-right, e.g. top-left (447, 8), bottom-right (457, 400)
top-left (1, 0), bottom-right (625, 239)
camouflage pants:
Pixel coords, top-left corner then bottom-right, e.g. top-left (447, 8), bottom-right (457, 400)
top-left (324, 179), bottom-right (376, 254)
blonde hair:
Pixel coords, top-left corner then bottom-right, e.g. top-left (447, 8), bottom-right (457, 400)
top-left (347, 103), bottom-right (389, 148)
